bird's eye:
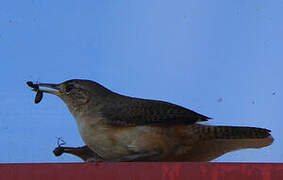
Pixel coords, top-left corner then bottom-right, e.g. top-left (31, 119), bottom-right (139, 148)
top-left (65, 84), bottom-right (74, 93)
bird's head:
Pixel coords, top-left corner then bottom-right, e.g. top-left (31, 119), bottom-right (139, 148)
top-left (33, 79), bottom-right (113, 111)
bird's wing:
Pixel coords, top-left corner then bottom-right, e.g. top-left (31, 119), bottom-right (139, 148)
top-left (100, 98), bottom-right (211, 126)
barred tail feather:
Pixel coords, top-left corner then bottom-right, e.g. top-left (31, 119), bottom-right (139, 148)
top-left (184, 125), bottom-right (274, 162)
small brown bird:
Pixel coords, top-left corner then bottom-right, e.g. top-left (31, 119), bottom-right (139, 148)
top-left (29, 79), bottom-right (274, 162)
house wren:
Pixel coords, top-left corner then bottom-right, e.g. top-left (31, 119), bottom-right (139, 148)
top-left (28, 79), bottom-right (274, 161)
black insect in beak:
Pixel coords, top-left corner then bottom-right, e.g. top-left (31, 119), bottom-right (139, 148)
top-left (27, 81), bottom-right (61, 104)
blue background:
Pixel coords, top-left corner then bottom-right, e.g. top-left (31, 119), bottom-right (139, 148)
top-left (0, 0), bottom-right (282, 162)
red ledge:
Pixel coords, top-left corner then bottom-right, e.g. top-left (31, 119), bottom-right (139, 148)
top-left (0, 162), bottom-right (283, 180)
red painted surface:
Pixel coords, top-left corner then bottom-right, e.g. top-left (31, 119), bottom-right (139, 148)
top-left (0, 163), bottom-right (283, 180)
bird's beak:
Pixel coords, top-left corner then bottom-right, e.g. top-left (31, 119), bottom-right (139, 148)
top-left (37, 83), bottom-right (62, 96)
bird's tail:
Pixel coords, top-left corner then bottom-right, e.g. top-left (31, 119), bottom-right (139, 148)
top-left (206, 125), bottom-right (271, 140)
top-left (184, 125), bottom-right (274, 161)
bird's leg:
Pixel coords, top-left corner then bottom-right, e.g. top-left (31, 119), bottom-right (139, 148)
top-left (106, 151), bottom-right (159, 162)
top-left (53, 145), bottom-right (104, 162)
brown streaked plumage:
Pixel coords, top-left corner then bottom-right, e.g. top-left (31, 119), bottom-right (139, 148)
top-left (28, 79), bottom-right (274, 162)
